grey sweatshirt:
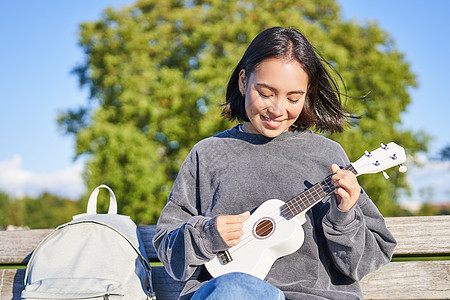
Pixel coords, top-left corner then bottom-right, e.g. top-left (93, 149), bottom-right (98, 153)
top-left (153, 126), bottom-right (396, 299)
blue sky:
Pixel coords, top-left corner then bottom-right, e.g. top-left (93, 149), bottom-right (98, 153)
top-left (0, 1), bottom-right (449, 206)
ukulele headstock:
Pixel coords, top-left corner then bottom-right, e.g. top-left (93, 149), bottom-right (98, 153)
top-left (352, 142), bottom-right (406, 177)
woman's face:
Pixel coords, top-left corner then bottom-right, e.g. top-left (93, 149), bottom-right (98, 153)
top-left (239, 58), bottom-right (309, 138)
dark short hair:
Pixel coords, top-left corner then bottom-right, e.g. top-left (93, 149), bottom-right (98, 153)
top-left (222, 26), bottom-right (351, 133)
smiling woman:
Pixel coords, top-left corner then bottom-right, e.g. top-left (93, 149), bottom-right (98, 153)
top-left (153, 26), bottom-right (396, 300)
top-left (223, 26), bottom-right (352, 135)
top-left (238, 58), bottom-right (307, 137)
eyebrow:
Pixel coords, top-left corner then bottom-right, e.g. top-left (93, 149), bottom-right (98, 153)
top-left (256, 83), bottom-right (305, 95)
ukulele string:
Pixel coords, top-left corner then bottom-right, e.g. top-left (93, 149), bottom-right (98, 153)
top-left (225, 159), bottom-right (392, 255)
top-left (237, 157), bottom-right (385, 246)
top-left (228, 174), bottom-right (338, 254)
top-left (230, 187), bottom-right (328, 254)
top-left (229, 212), bottom-right (289, 254)
top-left (230, 202), bottom-right (304, 254)
top-left (230, 191), bottom-right (326, 253)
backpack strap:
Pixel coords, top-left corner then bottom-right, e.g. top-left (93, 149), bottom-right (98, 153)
top-left (86, 184), bottom-right (118, 214)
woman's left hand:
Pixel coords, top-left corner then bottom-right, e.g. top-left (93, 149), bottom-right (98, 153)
top-left (331, 164), bottom-right (360, 211)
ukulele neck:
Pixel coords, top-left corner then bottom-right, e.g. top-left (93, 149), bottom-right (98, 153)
top-left (280, 164), bottom-right (357, 220)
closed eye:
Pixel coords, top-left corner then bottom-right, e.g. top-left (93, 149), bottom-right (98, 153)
top-left (258, 90), bottom-right (272, 98)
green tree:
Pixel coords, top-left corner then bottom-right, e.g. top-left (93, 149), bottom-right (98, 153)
top-left (59, 0), bottom-right (427, 223)
top-left (416, 202), bottom-right (439, 216)
top-left (440, 144), bottom-right (450, 161)
top-left (0, 190), bottom-right (11, 229)
top-left (6, 193), bottom-right (83, 229)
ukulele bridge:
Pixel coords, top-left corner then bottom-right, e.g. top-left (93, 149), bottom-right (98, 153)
top-left (217, 250), bottom-right (233, 265)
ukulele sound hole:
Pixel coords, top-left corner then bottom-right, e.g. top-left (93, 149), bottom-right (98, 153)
top-left (253, 218), bottom-right (275, 239)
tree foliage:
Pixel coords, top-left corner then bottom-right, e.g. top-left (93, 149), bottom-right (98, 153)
top-left (440, 144), bottom-right (450, 161)
top-left (0, 192), bottom-right (83, 229)
top-left (0, 191), bottom-right (10, 228)
top-left (59, 0), bottom-right (428, 223)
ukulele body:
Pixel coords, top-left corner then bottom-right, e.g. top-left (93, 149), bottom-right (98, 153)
top-left (205, 199), bottom-right (307, 279)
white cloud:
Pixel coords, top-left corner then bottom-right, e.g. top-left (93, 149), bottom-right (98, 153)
top-left (399, 155), bottom-right (450, 205)
top-left (0, 155), bottom-right (85, 199)
top-left (0, 153), bottom-right (448, 206)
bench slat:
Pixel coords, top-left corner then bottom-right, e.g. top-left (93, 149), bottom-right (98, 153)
top-left (0, 227), bottom-right (160, 265)
top-left (0, 268), bottom-right (183, 300)
top-left (360, 260), bottom-right (450, 299)
top-left (152, 267), bottom-right (185, 300)
top-left (2, 216), bottom-right (449, 265)
top-left (0, 269), bottom-right (25, 300)
top-left (0, 229), bottom-right (52, 265)
top-left (3, 261), bottom-right (450, 300)
top-left (386, 215), bottom-right (450, 256)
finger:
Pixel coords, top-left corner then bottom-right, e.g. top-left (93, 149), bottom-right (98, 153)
top-left (219, 228), bottom-right (245, 247)
top-left (331, 163), bottom-right (340, 174)
top-left (330, 164), bottom-right (360, 211)
top-left (218, 214), bottom-right (250, 233)
top-left (239, 211), bottom-right (250, 222)
top-left (218, 222), bottom-right (245, 233)
top-left (223, 230), bottom-right (245, 243)
top-left (216, 212), bottom-right (250, 246)
top-left (331, 164), bottom-right (345, 186)
top-left (334, 186), bottom-right (350, 200)
top-left (334, 176), bottom-right (353, 190)
top-left (225, 238), bottom-right (242, 247)
top-left (219, 211), bottom-right (250, 225)
top-left (331, 167), bottom-right (356, 188)
top-left (334, 189), bottom-right (356, 211)
top-left (337, 172), bottom-right (359, 193)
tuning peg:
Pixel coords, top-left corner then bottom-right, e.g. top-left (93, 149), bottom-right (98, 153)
top-left (399, 164), bottom-right (407, 173)
top-left (380, 143), bottom-right (389, 150)
top-left (365, 150), bottom-right (372, 157)
top-left (382, 171), bottom-right (390, 179)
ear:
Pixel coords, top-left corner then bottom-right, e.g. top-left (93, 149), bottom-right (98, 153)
top-left (238, 69), bottom-right (247, 94)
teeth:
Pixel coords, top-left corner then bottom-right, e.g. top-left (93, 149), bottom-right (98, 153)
top-left (263, 116), bottom-right (280, 124)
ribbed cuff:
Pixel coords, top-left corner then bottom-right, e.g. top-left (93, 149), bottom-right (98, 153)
top-left (326, 195), bottom-right (357, 227)
top-left (200, 216), bottom-right (230, 253)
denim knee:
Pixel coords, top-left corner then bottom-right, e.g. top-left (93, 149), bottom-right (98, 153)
top-left (192, 272), bottom-right (285, 300)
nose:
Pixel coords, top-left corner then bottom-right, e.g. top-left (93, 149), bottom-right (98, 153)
top-left (266, 98), bottom-right (284, 117)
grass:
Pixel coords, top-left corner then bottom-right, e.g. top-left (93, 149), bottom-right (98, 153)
top-left (0, 264), bottom-right (26, 269)
top-left (392, 255), bottom-right (450, 262)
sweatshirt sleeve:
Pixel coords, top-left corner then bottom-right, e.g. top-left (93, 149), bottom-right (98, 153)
top-left (152, 148), bottom-right (229, 281)
top-left (322, 190), bottom-right (397, 281)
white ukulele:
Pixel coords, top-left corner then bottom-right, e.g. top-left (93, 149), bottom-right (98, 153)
top-left (205, 142), bottom-right (407, 279)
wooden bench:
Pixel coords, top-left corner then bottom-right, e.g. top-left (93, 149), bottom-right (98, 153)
top-left (1, 215), bottom-right (449, 299)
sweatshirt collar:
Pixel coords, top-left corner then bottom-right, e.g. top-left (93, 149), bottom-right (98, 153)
top-left (227, 125), bottom-right (308, 144)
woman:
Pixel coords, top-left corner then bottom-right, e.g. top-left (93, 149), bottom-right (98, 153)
top-left (153, 26), bottom-right (396, 300)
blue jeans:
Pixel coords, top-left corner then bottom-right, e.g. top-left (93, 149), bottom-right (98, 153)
top-left (191, 272), bottom-right (285, 300)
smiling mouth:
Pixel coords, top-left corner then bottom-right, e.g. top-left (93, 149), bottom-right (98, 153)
top-left (262, 116), bottom-right (283, 127)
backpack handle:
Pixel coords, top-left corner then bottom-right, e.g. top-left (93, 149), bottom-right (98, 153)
top-left (86, 184), bottom-right (118, 214)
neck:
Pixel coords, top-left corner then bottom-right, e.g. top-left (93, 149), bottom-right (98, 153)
top-left (241, 123), bottom-right (251, 133)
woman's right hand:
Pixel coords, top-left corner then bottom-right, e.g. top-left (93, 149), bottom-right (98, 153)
top-left (216, 211), bottom-right (250, 247)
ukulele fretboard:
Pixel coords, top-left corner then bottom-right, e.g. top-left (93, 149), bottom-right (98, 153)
top-left (280, 164), bottom-right (357, 220)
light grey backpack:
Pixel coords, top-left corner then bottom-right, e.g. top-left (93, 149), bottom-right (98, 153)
top-left (22, 185), bottom-right (156, 300)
